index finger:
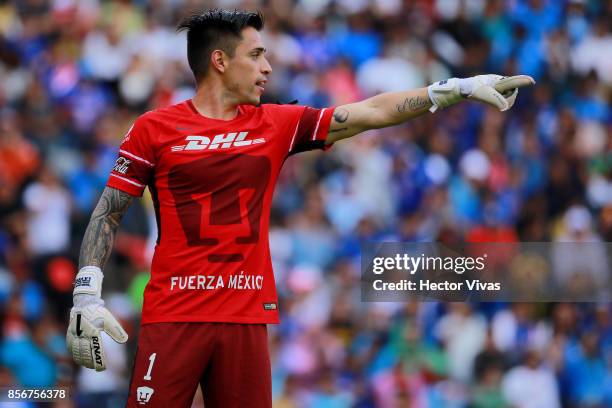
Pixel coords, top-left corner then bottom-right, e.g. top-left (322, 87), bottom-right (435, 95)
top-left (495, 75), bottom-right (535, 92)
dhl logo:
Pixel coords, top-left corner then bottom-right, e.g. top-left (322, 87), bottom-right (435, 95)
top-left (171, 132), bottom-right (265, 152)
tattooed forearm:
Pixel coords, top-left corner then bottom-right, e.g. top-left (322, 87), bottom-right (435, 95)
top-left (326, 88), bottom-right (431, 142)
top-left (333, 108), bottom-right (349, 123)
top-left (79, 187), bottom-right (133, 269)
top-left (396, 96), bottom-right (428, 113)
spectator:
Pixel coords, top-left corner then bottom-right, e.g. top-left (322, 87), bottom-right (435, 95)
top-left (501, 349), bottom-right (561, 408)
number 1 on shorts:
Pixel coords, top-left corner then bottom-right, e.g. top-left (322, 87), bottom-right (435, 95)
top-left (144, 353), bottom-right (157, 381)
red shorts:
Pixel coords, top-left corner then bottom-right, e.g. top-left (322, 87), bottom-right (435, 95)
top-left (125, 323), bottom-right (271, 408)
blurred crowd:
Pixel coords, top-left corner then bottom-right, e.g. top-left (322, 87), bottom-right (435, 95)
top-left (0, 0), bottom-right (611, 407)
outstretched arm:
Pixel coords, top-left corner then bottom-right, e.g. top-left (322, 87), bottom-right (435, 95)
top-left (79, 186), bottom-right (133, 268)
top-left (326, 74), bottom-right (535, 144)
top-left (327, 87), bottom-right (432, 143)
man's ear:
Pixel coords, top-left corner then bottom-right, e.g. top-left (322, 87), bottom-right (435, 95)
top-left (210, 50), bottom-right (227, 73)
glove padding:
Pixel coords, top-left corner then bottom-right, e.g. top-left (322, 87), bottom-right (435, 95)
top-left (428, 74), bottom-right (535, 112)
top-left (67, 295), bottom-right (128, 371)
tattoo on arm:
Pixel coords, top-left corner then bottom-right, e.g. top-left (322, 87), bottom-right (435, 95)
top-left (333, 108), bottom-right (349, 123)
top-left (396, 96), bottom-right (428, 113)
top-left (329, 108), bottom-right (350, 135)
top-left (79, 187), bottom-right (133, 269)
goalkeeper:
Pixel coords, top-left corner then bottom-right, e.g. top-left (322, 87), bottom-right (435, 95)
top-left (66, 8), bottom-right (534, 408)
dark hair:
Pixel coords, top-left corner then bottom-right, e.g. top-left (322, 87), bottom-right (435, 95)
top-left (177, 9), bottom-right (264, 82)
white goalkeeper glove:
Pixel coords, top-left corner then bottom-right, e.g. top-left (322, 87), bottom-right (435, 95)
top-left (427, 74), bottom-right (535, 113)
top-left (66, 266), bottom-right (128, 372)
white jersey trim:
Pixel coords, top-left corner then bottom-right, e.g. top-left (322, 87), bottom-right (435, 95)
top-left (312, 108), bottom-right (326, 141)
top-left (110, 173), bottom-right (145, 188)
top-left (288, 120), bottom-right (300, 153)
top-left (119, 149), bottom-right (155, 167)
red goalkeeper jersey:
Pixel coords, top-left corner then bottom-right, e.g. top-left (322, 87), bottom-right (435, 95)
top-left (106, 100), bottom-right (334, 324)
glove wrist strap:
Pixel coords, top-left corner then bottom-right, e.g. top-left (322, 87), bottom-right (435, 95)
top-left (427, 78), bottom-right (463, 113)
top-left (73, 266), bottom-right (103, 298)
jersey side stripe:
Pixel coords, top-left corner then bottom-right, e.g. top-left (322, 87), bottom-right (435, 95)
top-left (119, 149), bottom-right (155, 167)
top-left (110, 173), bottom-right (145, 188)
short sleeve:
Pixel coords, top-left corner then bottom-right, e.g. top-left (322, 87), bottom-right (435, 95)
top-left (281, 105), bottom-right (335, 156)
top-left (106, 116), bottom-right (156, 197)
